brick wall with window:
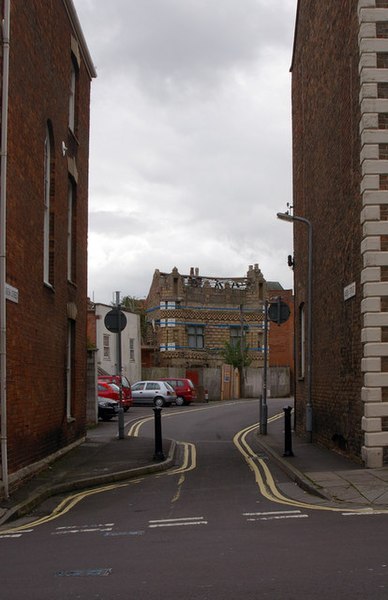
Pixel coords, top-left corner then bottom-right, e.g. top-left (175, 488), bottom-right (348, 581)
top-left (2, 1), bottom-right (95, 482)
top-left (291, 0), bottom-right (363, 460)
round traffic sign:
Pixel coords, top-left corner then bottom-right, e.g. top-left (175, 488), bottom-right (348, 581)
top-left (104, 308), bottom-right (127, 333)
top-left (268, 300), bottom-right (290, 325)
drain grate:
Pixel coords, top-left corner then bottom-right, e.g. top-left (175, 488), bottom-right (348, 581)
top-left (55, 568), bottom-right (112, 577)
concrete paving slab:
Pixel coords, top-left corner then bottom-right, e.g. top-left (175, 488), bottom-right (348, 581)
top-left (351, 486), bottom-right (388, 503)
top-left (372, 491), bottom-right (388, 505)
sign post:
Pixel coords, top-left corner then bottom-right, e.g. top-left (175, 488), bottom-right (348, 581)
top-left (104, 294), bottom-right (127, 439)
top-left (260, 300), bottom-right (269, 435)
top-left (260, 298), bottom-right (291, 435)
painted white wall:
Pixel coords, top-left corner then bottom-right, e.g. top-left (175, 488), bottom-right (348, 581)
top-left (95, 303), bottom-right (141, 384)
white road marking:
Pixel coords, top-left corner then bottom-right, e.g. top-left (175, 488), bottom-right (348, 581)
top-left (52, 523), bottom-right (114, 535)
top-left (0, 528), bottom-right (33, 539)
top-left (243, 510), bottom-right (309, 521)
top-left (148, 516), bottom-right (207, 528)
top-left (247, 514), bottom-right (309, 521)
top-left (55, 523), bottom-right (114, 530)
top-left (243, 510), bottom-right (302, 516)
top-left (342, 511), bottom-right (388, 517)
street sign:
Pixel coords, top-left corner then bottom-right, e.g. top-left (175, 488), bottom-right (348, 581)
top-left (268, 299), bottom-right (290, 325)
top-left (104, 308), bottom-right (127, 333)
top-left (5, 283), bottom-right (18, 303)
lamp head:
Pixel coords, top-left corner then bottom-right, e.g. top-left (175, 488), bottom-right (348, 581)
top-left (277, 212), bottom-right (294, 223)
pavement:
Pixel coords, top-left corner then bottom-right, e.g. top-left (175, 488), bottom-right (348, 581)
top-left (2, 400), bottom-right (388, 527)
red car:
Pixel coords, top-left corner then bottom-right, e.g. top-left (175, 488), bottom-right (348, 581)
top-left (97, 378), bottom-right (133, 411)
top-left (160, 378), bottom-right (196, 406)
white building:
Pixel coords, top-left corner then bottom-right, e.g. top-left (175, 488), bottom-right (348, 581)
top-left (94, 303), bottom-right (142, 384)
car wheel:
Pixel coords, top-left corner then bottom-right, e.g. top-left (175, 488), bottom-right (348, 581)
top-left (154, 396), bottom-right (165, 408)
top-left (102, 416), bottom-right (112, 421)
top-left (175, 396), bottom-right (185, 406)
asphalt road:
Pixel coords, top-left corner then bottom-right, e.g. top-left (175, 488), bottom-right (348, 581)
top-left (1, 399), bottom-right (388, 599)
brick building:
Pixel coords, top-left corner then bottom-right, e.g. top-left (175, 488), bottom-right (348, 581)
top-left (0, 0), bottom-right (95, 495)
top-left (267, 287), bottom-right (294, 380)
top-left (145, 265), bottom-right (294, 385)
top-left (291, 0), bottom-right (388, 466)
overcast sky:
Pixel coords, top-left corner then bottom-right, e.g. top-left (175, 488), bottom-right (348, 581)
top-left (73, 0), bottom-right (297, 305)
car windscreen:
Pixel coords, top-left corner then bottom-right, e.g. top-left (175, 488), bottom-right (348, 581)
top-left (121, 377), bottom-right (130, 388)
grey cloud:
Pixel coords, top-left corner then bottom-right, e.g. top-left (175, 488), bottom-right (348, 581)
top-left (74, 0), bottom-right (297, 303)
top-left (89, 210), bottom-right (145, 235)
top-left (77, 0), bottom-right (295, 96)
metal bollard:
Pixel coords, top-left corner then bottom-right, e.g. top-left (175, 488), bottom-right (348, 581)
top-left (118, 406), bottom-right (125, 440)
top-left (283, 406), bottom-right (294, 457)
top-left (261, 402), bottom-right (268, 435)
top-left (153, 407), bottom-right (165, 461)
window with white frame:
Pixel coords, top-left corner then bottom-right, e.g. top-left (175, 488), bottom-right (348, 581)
top-left (103, 334), bottom-right (111, 360)
top-left (129, 338), bottom-right (135, 362)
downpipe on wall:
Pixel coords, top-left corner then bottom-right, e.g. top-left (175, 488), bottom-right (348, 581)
top-left (0, 0), bottom-right (10, 499)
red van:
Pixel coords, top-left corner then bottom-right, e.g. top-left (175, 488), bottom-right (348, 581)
top-left (160, 378), bottom-right (196, 406)
top-left (98, 375), bottom-right (133, 411)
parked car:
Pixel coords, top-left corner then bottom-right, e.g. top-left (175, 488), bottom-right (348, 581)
top-left (97, 379), bottom-right (132, 411)
top-left (98, 397), bottom-right (119, 421)
top-left (160, 378), bottom-right (196, 406)
top-left (131, 380), bottom-right (177, 407)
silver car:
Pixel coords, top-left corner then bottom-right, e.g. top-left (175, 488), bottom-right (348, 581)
top-left (131, 380), bottom-right (177, 407)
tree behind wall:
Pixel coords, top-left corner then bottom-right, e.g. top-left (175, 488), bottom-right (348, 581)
top-left (222, 339), bottom-right (252, 397)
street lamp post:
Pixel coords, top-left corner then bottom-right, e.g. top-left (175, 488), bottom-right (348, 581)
top-left (277, 211), bottom-right (313, 442)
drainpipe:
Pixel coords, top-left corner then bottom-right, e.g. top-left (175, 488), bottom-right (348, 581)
top-left (0, 0), bottom-right (10, 499)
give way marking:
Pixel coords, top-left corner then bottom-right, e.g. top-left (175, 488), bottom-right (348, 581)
top-left (148, 516), bottom-right (207, 528)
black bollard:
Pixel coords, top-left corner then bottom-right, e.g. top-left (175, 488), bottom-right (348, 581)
top-left (283, 406), bottom-right (294, 457)
top-left (153, 407), bottom-right (165, 461)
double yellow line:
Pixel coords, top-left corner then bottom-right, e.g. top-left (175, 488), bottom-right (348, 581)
top-left (127, 402), bottom-right (237, 438)
top-left (0, 482), bottom-right (131, 535)
top-left (234, 415), bottom-right (388, 514)
top-left (1, 437), bottom-right (197, 535)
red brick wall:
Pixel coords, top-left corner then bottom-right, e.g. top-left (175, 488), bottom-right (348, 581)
top-left (291, 0), bottom-right (363, 458)
top-left (268, 290), bottom-right (294, 384)
top-left (3, 1), bottom-right (92, 474)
